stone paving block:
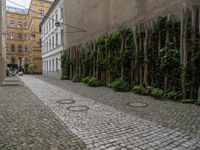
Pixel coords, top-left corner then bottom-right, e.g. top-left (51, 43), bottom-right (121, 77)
top-left (20, 75), bottom-right (200, 150)
top-left (0, 86), bottom-right (87, 149)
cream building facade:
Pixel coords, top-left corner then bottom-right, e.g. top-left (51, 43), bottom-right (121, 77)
top-left (40, 0), bottom-right (64, 78)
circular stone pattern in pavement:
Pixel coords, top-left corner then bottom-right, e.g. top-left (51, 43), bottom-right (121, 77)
top-left (56, 99), bottom-right (76, 104)
top-left (128, 102), bottom-right (148, 107)
top-left (66, 105), bottom-right (90, 112)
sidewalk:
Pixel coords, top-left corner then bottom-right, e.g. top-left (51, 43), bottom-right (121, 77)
top-left (20, 75), bottom-right (200, 150)
top-left (0, 79), bottom-right (87, 149)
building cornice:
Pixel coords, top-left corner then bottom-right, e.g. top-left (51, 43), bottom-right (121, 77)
top-left (40, 0), bottom-right (60, 28)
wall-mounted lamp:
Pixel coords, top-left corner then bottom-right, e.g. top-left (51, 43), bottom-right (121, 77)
top-left (31, 33), bottom-right (36, 38)
top-left (55, 22), bottom-right (61, 27)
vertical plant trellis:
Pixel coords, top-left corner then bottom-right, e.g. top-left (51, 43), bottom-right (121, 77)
top-left (61, 4), bottom-right (200, 102)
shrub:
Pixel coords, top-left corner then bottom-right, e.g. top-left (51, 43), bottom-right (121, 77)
top-left (72, 75), bottom-right (82, 82)
top-left (165, 91), bottom-right (182, 100)
top-left (61, 75), bottom-right (69, 80)
top-left (87, 77), bottom-right (105, 87)
top-left (181, 99), bottom-right (194, 104)
top-left (145, 86), bottom-right (154, 94)
top-left (150, 88), bottom-right (164, 98)
top-left (132, 85), bottom-right (146, 95)
top-left (110, 79), bottom-right (131, 92)
top-left (82, 76), bottom-right (92, 84)
top-left (196, 97), bottom-right (200, 105)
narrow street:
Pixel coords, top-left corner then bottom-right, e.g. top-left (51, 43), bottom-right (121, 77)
top-left (12, 75), bottom-right (200, 150)
top-left (1, 0), bottom-right (200, 149)
top-left (0, 78), bottom-right (87, 150)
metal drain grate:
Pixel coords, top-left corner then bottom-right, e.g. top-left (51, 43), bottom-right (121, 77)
top-left (56, 99), bottom-right (76, 104)
top-left (128, 102), bottom-right (148, 107)
top-left (66, 105), bottom-right (90, 112)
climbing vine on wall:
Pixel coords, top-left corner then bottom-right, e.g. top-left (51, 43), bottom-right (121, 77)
top-left (61, 8), bottom-right (200, 103)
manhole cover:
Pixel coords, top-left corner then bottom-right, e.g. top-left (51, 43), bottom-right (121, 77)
top-left (66, 105), bottom-right (89, 112)
top-left (128, 102), bottom-right (148, 107)
top-left (56, 99), bottom-right (76, 104)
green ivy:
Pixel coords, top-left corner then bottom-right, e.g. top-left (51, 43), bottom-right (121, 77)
top-left (160, 43), bottom-right (181, 91)
top-left (110, 79), bottom-right (131, 92)
top-left (132, 85), bottom-right (146, 95)
top-left (72, 75), bottom-right (82, 82)
top-left (87, 77), bottom-right (105, 87)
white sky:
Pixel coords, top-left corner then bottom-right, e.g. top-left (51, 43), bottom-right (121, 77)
top-left (6, 0), bottom-right (31, 9)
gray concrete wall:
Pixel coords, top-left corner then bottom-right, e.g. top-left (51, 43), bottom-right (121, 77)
top-left (0, 0), bottom-right (2, 83)
top-left (64, 0), bottom-right (200, 49)
top-left (0, 0), bottom-right (6, 84)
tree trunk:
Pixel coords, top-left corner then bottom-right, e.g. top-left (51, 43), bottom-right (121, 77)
top-left (164, 14), bottom-right (170, 92)
top-left (120, 35), bottom-right (125, 80)
top-left (182, 8), bottom-right (189, 99)
top-left (70, 49), bottom-right (73, 78)
top-left (134, 25), bottom-right (139, 85)
top-left (139, 24), bottom-right (143, 85)
top-left (143, 22), bottom-right (149, 87)
top-left (96, 47), bottom-right (99, 79)
top-left (191, 6), bottom-right (198, 100)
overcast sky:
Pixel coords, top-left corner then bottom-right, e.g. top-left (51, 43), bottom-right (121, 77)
top-left (6, 0), bottom-right (31, 9)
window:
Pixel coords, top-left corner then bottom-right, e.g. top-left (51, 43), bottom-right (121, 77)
top-left (47, 41), bottom-right (48, 51)
top-left (56, 13), bottom-right (58, 22)
top-left (18, 45), bottom-right (22, 52)
top-left (25, 45), bottom-right (28, 52)
top-left (61, 30), bottom-right (64, 45)
top-left (49, 59), bottom-right (51, 71)
top-left (56, 58), bottom-right (58, 71)
top-left (10, 33), bottom-right (15, 40)
top-left (25, 16), bottom-right (29, 20)
top-left (10, 20), bottom-right (15, 28)
top-left (52, 18), bottom-right (54, 28)
top-left (11, 57), bottom-right (16, 64)
top-left (52, 59), bottom-right (54, 72)
top-left (25, 34), bottom-right (29, 40)
top-left (49, 39), bottom-right (51, 50)
top-left (56, 33), bottom-right (58, 46)
top-left (41, 42), bottom-right (44, 53)
top-left (18, 16), bottom-right (22, 20)
top-left (18, 33), bottom-right (22, 40)
top-left (24, 22), bottom-right (28, 29)
top-left (46, 25), bottom-right (49, 33)
top-left (52, 36), bottom-right (54, 49)
top-left (60, 6), bottom-right (64, 19)
top-left (47, 60), bottom-right (48, 72)
top-left (10, 15), bottom-right (14, 19)
top-left (49, 22), bottom-right (51, 31)
top-left (18, 21), bottom-right (22, 29)
top-left (11, 44), bottom-right (15, 52)
top-left (39, 10), bottom-right (44, 18)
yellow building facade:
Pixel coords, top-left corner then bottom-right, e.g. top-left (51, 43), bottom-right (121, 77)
top-left (26, 0), bottom-right (53, 74)
top-left (6, 0), bottom-right (53, 74)
top-left (6, 6), bottom-right (28, 72)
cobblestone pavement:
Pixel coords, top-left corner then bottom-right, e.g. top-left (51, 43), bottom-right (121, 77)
top-left (0, 81), bottom-right (87, 149)
top-left (33, 75), bottom-right (200, 139)
top-left (20, 75), bottom-right (200, 150)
